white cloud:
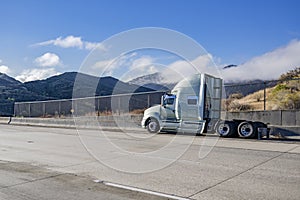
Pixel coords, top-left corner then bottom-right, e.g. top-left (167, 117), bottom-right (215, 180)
top-left (35, 53), bottom-right (61, 67)
top-left (91, 53), bottom-right (216, 82)
top-left (161, 53), bottom-right (218, 83)
top-left (163, 39), bottom-right (300, 82)
top-left (16, 68), bottom-right (61, 82)
top-left (130, 56), bottom-right (153, 69)
top-left (35, 35), bottom-right (83, 48)
top-left (90, 52), bottom-right (141, 77)
top-left (84, 41), bottom-right (106, 50)
top-left (85, 39), bottom-right (300, 83)
top-left (33, 35), bottom-right (106, 51)
top-left (0, 65), bottom-right (10, 74)
top-left (221, 39), bottom-right (300, 81)
top-left (91, 59), bottom-right (116, 76)
top-left (121, 56), bottom-right (158, 81)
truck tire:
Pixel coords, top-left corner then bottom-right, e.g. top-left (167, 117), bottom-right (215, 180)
top-left (146, 118), bottom-right (160, 133)
top-left (238, 121), bottom-right (255, 138)
top-left (215, 120), bottom-right (236, 137)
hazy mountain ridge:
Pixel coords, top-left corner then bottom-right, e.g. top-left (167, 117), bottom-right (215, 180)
top-left (128, 72), bottom-right (176, 91)
top-left (128, 72), bottom-right (165, 86)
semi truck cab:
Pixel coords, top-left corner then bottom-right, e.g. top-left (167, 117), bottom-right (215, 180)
top-left (141, 73), bottom-right (268, 138)
top-left (141, 74), bottom-right (222, 134)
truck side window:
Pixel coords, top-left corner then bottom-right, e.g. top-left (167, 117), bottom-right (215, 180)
top-left (187, 96), bottom-right (198, 105)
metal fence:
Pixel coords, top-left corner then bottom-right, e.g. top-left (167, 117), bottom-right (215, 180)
top-left (0, 102), bottom-right (14, 117)
top-left (14, 91), bottom-right (165, 117)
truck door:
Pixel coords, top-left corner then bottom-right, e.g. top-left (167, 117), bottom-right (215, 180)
top-left (161, 94), bottom-right (176, 120)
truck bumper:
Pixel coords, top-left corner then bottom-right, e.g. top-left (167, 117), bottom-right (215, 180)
top-left (141, 117), bottom-right (147, 129)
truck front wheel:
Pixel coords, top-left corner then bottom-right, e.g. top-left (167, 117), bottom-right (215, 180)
top-left (146, 118), bottom-right (160, 133)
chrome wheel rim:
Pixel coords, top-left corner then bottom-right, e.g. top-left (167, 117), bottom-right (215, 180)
top-left (218, 124), bottom-right (230, 135)
top-left (240, 123), bottom-right (253, 137)
top-left (148, 121), bottom-right (158, 132)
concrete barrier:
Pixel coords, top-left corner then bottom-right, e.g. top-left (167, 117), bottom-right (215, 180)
top-left (10, 117), bottom-right (76, 128)
top-left (5, 110), bottom-right (299, 128)
top-left (4, 115), bottom-right (144, 131)
top-left (297, 111), bottom-right (300, 126)
top-left (0, 117), bottom-right (11, 124)
top-left (223, 110), bottom-right (300, 126)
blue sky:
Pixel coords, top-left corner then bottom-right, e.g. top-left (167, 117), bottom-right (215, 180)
top-left (0, 0), bottom-right (299, 82)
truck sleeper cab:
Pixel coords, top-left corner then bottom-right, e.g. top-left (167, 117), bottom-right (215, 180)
top-left (141, 73), bottom-right (268, 138)
top-left (142, 74), bottom-right (221, 134)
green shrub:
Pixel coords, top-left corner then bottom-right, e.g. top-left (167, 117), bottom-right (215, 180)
top-left (272, 84), bottom-right (287, 95)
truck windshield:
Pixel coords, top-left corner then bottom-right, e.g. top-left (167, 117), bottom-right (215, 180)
top-left (163, 94), bottom-right (175, 105)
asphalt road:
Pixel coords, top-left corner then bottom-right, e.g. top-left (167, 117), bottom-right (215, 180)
top-left (0, 124), bottom-right (299, 200)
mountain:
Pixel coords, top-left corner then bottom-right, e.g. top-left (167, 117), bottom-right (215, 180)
top-left (223, 64), bottom-right (237, 69)
top-left (0, 73), bottom-right (22, 86)
top-left (24, 72), bottom-right (154, 99)
top-left (138, 83), bottom-right (170, 91)
top-left (128, 72), bottom-right (165, 86)
top-left (128, 72), bottom-right (175, 91)
top-left (0, 73), bottom-right (50, 102)
top-left (0, 73), bottom-right (51, 116)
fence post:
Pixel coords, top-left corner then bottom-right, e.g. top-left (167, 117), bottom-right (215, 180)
top-left (43, 103), bottom-right (46, 117)
top-left (13, 103), bottom-right (16, 117)
top-left (263, 82), bottom-right (266, 111)
top-left (58, 101), bottom-right (61, 118)
top-left (28, 103), bottom-right (31, 117)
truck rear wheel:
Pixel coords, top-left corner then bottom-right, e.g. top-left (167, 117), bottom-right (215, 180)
top-left (215, 120), bottom-right (236, 137)
top-left (238, 121), bottom-right (255, 138)
top-left (146, 118), bottom-right (160, 133)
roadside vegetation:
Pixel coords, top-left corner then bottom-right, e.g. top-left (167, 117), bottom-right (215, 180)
top-left (224, 67), bottom-right (300, 111)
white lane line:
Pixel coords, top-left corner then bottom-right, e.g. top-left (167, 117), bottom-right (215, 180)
top-left (100, 181), bottom-right (190, 200)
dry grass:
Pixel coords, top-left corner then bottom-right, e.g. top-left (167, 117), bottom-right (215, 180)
top-left (130, 108), bottom-right (147, 115)
top-left (236, 88), bottom-right (273, 110)
top-left (231, 81), bottom-right (300, 111)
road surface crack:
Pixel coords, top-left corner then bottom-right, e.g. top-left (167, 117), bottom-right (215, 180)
top-left (0, 172), bottom-right (69, 190)
top-left (188, 145), bottom-right (299, 198)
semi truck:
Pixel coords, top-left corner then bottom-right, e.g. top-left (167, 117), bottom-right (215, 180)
top-left (141, 73), bottom-right (267, 138)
